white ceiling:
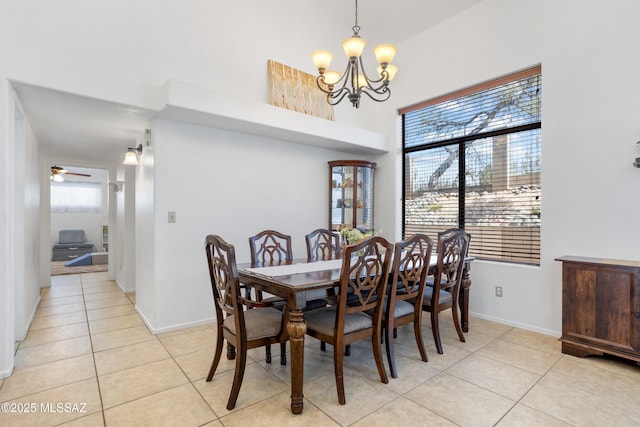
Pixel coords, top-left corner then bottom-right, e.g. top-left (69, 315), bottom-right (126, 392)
top-left (13, 0), bottom-right (482, 166)
top-left (13, 82), bottom-right (157, 165)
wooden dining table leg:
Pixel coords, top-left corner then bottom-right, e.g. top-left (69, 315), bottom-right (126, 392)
top-left (286, 309), bottom-right (306, 414)
top-left (459, 262), bottom-right (472, 332)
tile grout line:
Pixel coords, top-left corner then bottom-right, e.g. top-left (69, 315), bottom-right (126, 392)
top-left (80, 274), bottom-right (109, 426)
top-left (155, 324), bottom-right (222, 425)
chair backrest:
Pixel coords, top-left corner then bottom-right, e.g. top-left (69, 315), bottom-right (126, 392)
top-left (249, 230), bottom-right (293, 265)
top-left (433, 229), bottom-right (470, 294)
top-left (205, 235), bottom-right (247, 336)
top-left (306, 228), bottom-right (342, 261)
top-left (337, 236), bottom-right (393, 322)
top-left (389, 234), bottom-right (433, 306)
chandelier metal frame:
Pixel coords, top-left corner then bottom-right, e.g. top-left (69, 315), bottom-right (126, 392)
top-left (312, 0), bottom-right (397, 108)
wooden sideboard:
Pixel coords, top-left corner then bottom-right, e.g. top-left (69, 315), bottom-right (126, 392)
top-left (556, 255), bottom-right (640, 363)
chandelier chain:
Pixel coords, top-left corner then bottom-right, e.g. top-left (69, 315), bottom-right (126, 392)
top-left (352, 0), bottom-right (360, 35)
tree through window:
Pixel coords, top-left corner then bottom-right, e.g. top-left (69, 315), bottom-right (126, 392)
top-left (402, 66), bottom-right (541, 264)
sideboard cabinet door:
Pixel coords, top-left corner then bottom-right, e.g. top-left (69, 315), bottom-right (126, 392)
top-left (557, 256), bottom-right (640, 362)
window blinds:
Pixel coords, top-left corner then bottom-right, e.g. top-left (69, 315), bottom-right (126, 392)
top-left (402, 66), bottom-right (541, 264)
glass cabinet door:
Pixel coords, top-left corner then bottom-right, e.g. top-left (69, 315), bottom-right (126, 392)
top-left (329, 160), bottom-right (376, 231)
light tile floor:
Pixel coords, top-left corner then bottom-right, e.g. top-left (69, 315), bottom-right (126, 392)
top-left (2, 272), bottom-right (640, 426)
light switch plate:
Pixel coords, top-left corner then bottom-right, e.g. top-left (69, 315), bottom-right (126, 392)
top-left (168, 211), bottom-right (176, 223)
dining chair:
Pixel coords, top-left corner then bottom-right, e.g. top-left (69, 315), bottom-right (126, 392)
top-left (249, 229), bottom-right (293, 266)
top-left (384, 234), bottom-right (433, 378)
top-left (420, 228), bottom-right (470, 354)
top-left (305, 228), bottom-right (342, 261)
top-left (247, 229), bottom-right (292, 364)
top-left (204, 234), bottom-right (289, 410)
top-left (304, 236), bottom-right (393, 405)
top-left (305, 228), bottom-right (347, 353)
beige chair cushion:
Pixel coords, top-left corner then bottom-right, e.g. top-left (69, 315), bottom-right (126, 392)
top-left (305, 307), bottom-right (373, 337)
top-left (223, 307), bottom-right (283, 340)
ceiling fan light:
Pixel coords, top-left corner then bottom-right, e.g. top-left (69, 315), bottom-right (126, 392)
top-left (123, 150), bottom-right (139, 166)
top-left (53, 174), bottom-right (64, 182)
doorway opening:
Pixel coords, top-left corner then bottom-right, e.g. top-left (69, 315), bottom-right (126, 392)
top-left (49, 165), bottom-right (109, 276)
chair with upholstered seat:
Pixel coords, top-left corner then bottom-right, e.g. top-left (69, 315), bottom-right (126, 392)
top-left (204, 234), bottom-right (289, 410)
top-left (384, 234), bottom-right (433, 378)
top-left (247, 229), bottom-right (292, 364)
top-left (249, 229), bottom-right (293, 266)
top-left (421, 228), bottom-right (470, 354)
top-left (305, 228), bottom-right (346, 353)
top-left (305, 228), bottom-right (342, 261)
top-left (304, 236), bottom-right (393, 405)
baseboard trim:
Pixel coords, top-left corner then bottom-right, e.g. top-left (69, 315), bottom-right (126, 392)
top-left (115, 278), bottom-right (134, 294)
top-left (0, 361), bottom-right (15, 379)
top-left (15, 294), bottom-right (41, 341)
top-left (134, 305), bottom-right (214, 335)
top-left (470, 311), bottom-right (560, 337)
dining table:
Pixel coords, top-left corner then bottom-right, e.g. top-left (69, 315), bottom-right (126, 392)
top-left (237, 254), bottom-right (473, 414)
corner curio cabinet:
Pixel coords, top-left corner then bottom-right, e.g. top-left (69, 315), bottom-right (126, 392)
top-left (329, 160), bottom-right (376, 231)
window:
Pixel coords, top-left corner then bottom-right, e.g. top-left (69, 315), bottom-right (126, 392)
top-left (402, 66), bottom-right (541, 264)
top-left (51, 181), bottom-right (103, 213)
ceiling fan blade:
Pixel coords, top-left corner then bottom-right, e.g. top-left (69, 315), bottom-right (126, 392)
top-left (62, 171), bottom-right (92, 177)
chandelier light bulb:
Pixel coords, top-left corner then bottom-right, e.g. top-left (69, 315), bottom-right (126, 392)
top-left (374, 44), bottom-right (397, 65)
top-left (312, 50), bottom-right (333, 71)
top-left (323, 70), bottom-right (341, 86)
top-left (342, 36), bottom-right (366, 59)
top-left (378, 64), bottom-right (398, 81)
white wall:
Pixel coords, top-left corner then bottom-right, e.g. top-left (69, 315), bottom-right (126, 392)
top-left (135, 118), bottom-right (376, 332)
top-left (0, 80), bottom-right (15, 378)
top-left (372, 0), bottom-right (640, 335)
top-left (0, 0), bottom-right (366, 127)
top-left (14, 96), bottom-right (42, 341)
top-left (0, 82), bottom-right (42, 378)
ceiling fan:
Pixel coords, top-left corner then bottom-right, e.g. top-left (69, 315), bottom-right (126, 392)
top-left (50, 165), bottom-right (91, 182)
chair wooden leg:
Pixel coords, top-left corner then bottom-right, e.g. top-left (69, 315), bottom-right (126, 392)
top-left (207, 332), bottom-right (225, 381)
top-left (227, 343), bottom-right (247, 410)
top-left (280, 342), bottom-right (287, 365)
top-left (385, 323), bottom-right (398, 379)
top-left (413, 313), bottom-right (428, 362)
top-left (431, 310), bottom-right (444, 354)
top-left (226, 342), bottom-right (236, 360)
top-left (451, 299), bottom-right (466, 343)
top-left (393, 328), bottom-right (398, 339)
top-left (265, 344), bottom-right (272, 364)
top-left (373, 330), bottom-right (389, 385)
top-left (334, 343), bottom-right (346, 405)
top-left (319, 342), bottom-right (349, 355)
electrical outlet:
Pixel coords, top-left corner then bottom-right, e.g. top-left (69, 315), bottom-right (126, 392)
top-left (168, 211), bottom-right (176, 223)
top-left (495, 286), bottom-right (503, 297)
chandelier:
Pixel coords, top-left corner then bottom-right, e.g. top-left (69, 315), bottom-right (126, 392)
top-left (312, 0), bottom-right (398, 108)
